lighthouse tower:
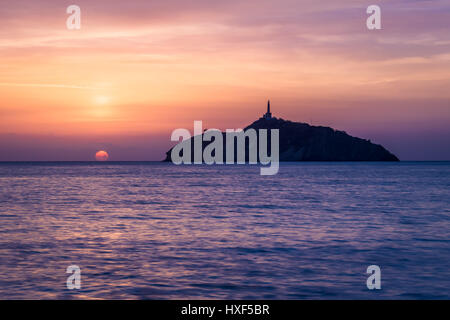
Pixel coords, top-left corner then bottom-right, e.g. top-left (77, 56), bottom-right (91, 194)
top-left (263, 100), bottom-right (272, 120)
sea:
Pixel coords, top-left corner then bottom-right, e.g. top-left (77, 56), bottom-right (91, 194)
top-left (0, 162), bottom-right (449, 299)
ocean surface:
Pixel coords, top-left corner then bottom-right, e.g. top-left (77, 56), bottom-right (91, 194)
top-left (0, 162), bottom-right (449, 299)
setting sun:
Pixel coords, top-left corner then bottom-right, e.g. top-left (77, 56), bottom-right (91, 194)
top-left (95, 150), bottom-right (109, 161)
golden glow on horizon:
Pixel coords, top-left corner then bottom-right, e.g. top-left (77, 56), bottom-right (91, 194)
top-left (93, 95), bottom-right (111, 106)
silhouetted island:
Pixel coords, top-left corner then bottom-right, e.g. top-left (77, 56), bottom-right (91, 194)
top-left (164, 101), bottom-right (399, 162)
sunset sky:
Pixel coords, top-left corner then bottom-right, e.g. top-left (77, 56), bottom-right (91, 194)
top-left (1, 0), bottom-right (449, 160)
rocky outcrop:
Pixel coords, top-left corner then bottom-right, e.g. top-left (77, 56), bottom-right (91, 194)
top-left (164, 117), bottom-right (399, 162)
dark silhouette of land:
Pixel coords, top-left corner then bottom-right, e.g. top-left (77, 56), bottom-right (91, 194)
top-left (165, 101), bottom-right (399, 162)
top-left (249, 117), bottom-right (398, 161)
top-left (164, 117), bottom-right (399, 162)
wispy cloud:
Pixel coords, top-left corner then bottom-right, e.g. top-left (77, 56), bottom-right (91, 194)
top-left (0, 82), bottom-right (101, 90)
